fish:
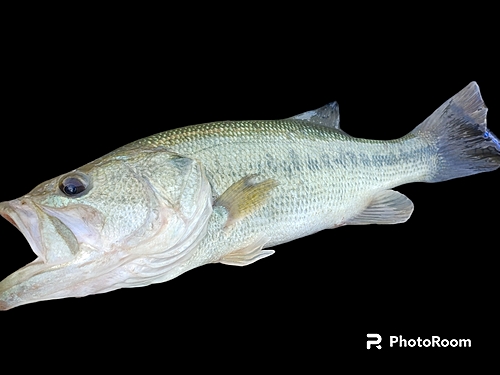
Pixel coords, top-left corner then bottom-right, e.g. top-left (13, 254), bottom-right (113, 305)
top-left (0, 81), bottom-right (498, 310)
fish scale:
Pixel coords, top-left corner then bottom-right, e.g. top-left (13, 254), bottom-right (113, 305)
top-left (119, 119), bottom-right (434, 250)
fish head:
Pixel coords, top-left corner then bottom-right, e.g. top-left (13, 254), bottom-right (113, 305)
top-left (0, 147), bottom-right (212, 310)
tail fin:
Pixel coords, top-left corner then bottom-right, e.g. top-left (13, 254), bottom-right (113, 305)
top-left (412, 81), bottom-right (500, 182)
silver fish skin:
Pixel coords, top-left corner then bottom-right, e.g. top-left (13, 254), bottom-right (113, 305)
top-left (0, 82), bottom-right (498, 310)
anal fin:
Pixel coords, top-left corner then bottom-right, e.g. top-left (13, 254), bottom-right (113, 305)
top-left (220, 236), bottom-right (274, 266)
top-left (346, 190), bottom-right (414, 225)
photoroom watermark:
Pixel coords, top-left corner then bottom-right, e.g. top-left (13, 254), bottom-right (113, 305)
top-left (367, 334), bottom-right (471, 349)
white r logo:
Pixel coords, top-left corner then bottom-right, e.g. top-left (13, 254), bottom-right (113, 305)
top-left (367, 333), bottom-right (382, 349)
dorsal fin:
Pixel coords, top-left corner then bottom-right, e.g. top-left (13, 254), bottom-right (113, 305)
top-left (290, 101), bottom-right (341, 130)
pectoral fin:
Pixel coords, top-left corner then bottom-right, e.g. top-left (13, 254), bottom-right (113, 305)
top-left (346, 190), bottom-right (414, 225)
top-left (215, 174), bottom-right (279, 227)
top-left (220, 236), bottom-right (274, 266)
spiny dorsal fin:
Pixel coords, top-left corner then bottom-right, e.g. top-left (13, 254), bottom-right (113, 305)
top-left (290, 101), bottom-right (341, 131)
top-left (220, 236), bottom-right (274, 266)
top-left (346, 190), bottom-right (414, 225)
top-left (215, 174), bottom-right (279, 227)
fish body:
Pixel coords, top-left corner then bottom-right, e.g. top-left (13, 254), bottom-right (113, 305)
top-left (1, 82), bottom-right (499, 310)
top-left (122, 116), bottom-right (427, 250)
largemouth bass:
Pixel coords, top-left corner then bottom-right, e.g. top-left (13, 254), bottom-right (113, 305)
top-left (0, 82), bottom-right (498, 310)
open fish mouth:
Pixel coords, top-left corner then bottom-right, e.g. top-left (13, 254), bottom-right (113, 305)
top-left (0, 200), bottom-right (79, 264)
top-left (0, 200), bottom-right (81, 310)
top-left (1, 200), bottom-right (47, 261)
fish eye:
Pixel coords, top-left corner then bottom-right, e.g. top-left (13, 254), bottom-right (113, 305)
top-left (59, 174), bottom-right (90, 197)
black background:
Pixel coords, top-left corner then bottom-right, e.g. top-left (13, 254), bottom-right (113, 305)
top-left (0, 8), bottom-right (495, 367)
